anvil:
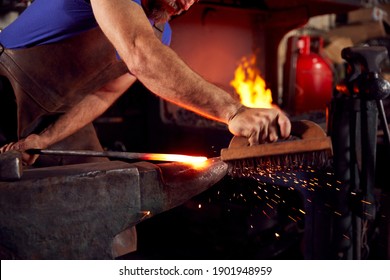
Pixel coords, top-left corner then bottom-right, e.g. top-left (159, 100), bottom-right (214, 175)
top-left (0, 158), bottom-right (228, 259)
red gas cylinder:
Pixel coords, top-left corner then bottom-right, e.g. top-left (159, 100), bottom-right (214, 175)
top-left (284, 35), bottom-right (334, 115)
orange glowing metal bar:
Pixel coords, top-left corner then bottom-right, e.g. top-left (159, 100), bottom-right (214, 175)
top-left (142, 153), bottom-right (208, 163)
top-left (141, 153), bottom-right (210, 168)
top-left (28, 149), bottom-right (208, 166)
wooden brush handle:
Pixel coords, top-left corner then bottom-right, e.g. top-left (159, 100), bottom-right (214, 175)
top-left (228, 120), bottom-right (327, 149)
top-left (221, 120), bottom-right (332, 161)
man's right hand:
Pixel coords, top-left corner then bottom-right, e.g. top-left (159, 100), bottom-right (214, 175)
top-left (0, 134), bottom-right (45, 166)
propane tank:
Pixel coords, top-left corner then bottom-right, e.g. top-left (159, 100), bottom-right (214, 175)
top-left (284, 35), bottom-right (334, 115)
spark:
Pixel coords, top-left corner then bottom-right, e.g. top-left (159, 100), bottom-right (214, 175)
top-left (288, 215), bottom-right (298, 223)
top-left (262, 210), bottom-right (272, 219)
top-left (299, 209), bottom-right (306, 215)
top-left (137, 211), bottom-right (151, 223)
top-left (342, 234), bottom-right (351, 240)
top-left (363, 212), bottom-right (374, 217)
top-left (226, 164), bottom-right (354, 246)
top-left (271, 198), bottom-right (279, 204)
top-left (334, 211), bottom-right (342, 216)
top-left (361, 200), bottom-right (372, 205)
top-left (266, 203), bottom-right (274, 209)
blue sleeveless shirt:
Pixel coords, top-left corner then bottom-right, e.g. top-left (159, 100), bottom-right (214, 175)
top-left (0, 0), bottom-right (172, 49)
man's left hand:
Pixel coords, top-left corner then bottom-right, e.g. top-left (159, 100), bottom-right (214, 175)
top-left (228, 106), bottom-right (291, 145)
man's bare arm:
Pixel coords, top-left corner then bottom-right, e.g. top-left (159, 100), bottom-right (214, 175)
top-left (91, 0), bottom-right (241, 123)
top-left (90, 0), bottom-right (291, 143)
top-left (0, 73), bottom-right (136, 164)
top-left (38, 73), bottom-right (136, 147)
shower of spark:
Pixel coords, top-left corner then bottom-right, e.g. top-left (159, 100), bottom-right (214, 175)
top-left (225, 164), bottom-right (348, 230)
top-left (190, 153), bottom-right (366, 253)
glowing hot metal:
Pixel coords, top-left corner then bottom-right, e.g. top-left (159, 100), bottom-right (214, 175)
top-left (141, 153), bottom-right (208, 164)
top-left (27, 149), bottom-right (208, 166)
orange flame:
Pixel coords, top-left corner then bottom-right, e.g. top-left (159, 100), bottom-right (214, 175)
top-left (230, 55), bottom-right (273, 108)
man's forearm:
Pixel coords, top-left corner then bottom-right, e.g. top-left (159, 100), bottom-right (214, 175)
top-left (91, 0), bottom-right (241, 124)
top-left (39, 73), bottom-right (136, 147)
top-left (137, 50), bottom-right (242, 123)
top-left (91, 0), bottom-right (291, 144)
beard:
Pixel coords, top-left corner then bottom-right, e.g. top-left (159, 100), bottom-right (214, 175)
top-left (142, 0), bottom-right (181, 23)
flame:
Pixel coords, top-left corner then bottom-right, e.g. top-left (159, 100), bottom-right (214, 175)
top-left (230, 55), bottom-right (273, 108)
top-left (142, 153), bottom-right (208, 167)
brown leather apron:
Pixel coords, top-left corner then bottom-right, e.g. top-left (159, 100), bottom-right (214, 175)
top-left (0, 25), bottom-right (163, 166)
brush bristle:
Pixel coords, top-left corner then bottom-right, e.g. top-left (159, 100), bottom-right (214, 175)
top-left (228, 150), bottom-right (332, 177)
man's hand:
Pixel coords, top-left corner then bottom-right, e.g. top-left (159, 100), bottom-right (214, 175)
top-left (0, 134), bottom-right (45, 166)
top-left (228, 106), bottom-right (291, 145)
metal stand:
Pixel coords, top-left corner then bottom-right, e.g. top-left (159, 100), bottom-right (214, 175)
top-left (329, 46), bottom-right (390, 259)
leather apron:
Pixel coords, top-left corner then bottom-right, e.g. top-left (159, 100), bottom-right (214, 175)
top-left (0, 25), bottom-right (163, 166)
